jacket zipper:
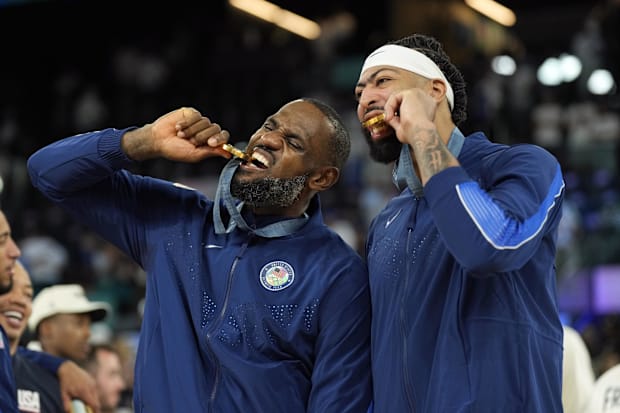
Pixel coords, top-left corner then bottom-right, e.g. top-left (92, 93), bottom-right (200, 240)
top-left (402, 226), bottom-right (416, 412)
top-left (402, 197), bottom-right (421, 412)
top-left (207, 236), bottom-right (253, 411)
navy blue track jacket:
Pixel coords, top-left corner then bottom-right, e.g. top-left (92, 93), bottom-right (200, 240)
top-left (27, 128), bottom-right (372, 413)
top-left (367, 132), bottom-right (565, 412)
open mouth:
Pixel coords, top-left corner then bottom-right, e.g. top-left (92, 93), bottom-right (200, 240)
top-left (248, 151), bottom-right (269, 169)
top-left (223, 144), bottom-right (270, 169)
top-left (362, 113), bottom-right (393, 140)
top-left (3, 310), bottom-right (23, 321)
top-left (3, 310), bottom-right (24, 328)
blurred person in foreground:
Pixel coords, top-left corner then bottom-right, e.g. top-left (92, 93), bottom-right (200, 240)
top-left (354, 33), bottom-right (565, 412)
top-left (0, 260), bottom-right (65, 412)
top-left (0, 209), bottom-right (100, 413)
top-left (28, 284), bottom-right (110, 364)
top-left (562, 325), bottom-right (595, 413)
top-left (83, 344), bottom-right (127, 413)
top-left (583, 362), bottom-right (620, 413)
top-left (27, 98), bottom-right (371, 412)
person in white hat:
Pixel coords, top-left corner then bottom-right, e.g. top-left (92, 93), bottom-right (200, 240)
top-left (29, 284), bottom-right (110, 363)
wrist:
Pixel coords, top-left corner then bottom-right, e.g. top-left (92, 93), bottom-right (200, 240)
top-left (121, 125), bottom-right (156, 161)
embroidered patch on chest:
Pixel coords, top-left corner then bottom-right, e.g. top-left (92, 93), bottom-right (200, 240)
top-left (260, 261), bottom-right (295, 291)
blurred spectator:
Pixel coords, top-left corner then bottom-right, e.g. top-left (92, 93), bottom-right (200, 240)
top-left (562, 325), bottom-right (596, 413)
top-left (111, 335), bottom-right (137, 413)
top-left (19, 234), bottom-right (68, 290)
top-left (28, 284), bottom-right (110, 363)
top-left (83, 343), bottom-right (128, 413)
top-left (583, 363), bottom-right (620, 412)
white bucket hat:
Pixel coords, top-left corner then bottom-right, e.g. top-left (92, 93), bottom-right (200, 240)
top-left (29, 284), bottom-right (110, 332)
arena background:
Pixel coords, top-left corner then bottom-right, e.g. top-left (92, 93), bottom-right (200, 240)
top-left (1, 0), bottom-right (619, 385)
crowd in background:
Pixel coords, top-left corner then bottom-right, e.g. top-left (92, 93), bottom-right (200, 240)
top-left (1, 0), bottom-right (620, 410)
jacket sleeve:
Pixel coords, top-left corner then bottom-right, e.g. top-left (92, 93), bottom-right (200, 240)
top-left (307, 253), bottom-right (372, 413)
top-left (27, 128), bottom-right (149, 266)
top-left (424, 144), bottom-right (565, 273)
top-left (16, 346), bottom-right (64, 375)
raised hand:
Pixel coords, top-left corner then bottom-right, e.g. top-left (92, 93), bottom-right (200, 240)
top-left (122, 107), bottom-right (232, 162)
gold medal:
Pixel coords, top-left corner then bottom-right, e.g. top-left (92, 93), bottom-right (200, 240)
top-left (361, 113), bottom-right (386, 129)
top-left (222, 143), bottom-right (249, 161)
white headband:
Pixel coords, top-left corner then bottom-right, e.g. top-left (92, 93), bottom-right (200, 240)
top-left (360, 44), bottom-right (454, 110)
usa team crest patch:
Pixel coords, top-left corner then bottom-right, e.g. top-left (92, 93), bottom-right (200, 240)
top-left (260, 261), bottom-right (295, 291)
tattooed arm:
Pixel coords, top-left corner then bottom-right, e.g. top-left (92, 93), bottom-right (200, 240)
top-left (410, 126), bottom-right (458, 185)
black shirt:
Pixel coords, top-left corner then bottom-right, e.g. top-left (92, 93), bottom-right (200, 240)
top-left (13, 352), bottom-right (63, 413)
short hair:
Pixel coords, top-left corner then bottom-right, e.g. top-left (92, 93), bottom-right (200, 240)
top-left (300, 97), bottom-right (351, 171)
top-left (83, 343), bottom-right (121, 372)
top-left (389, 34), bottom-right (468, 125)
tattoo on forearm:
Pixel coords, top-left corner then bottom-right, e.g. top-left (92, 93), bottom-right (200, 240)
top-left (411, 127), bottom-right (453, 179)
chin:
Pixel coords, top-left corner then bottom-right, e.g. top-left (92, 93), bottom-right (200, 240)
top-left (365, 132), bottom-right (401, 164)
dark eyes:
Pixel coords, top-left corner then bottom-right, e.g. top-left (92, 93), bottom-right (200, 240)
top-left (286, 138), bottom-right (303, 151)
top-left (261, 123), bottom-right (303, 150)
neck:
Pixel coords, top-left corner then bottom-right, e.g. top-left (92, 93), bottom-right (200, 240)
top-left (9, 339), bottom-right (18, 355)
top-left (436, 108), bottom-right (457, 145)
top-left (250, 198), bottom-right (311, 218)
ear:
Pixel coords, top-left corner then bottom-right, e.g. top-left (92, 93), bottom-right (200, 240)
top-left (430, 79), bottom-right (447, 104)
top-left (307, 166), bottom-right (340, 191)
top-left (38, 320), bottom-right (51, 339)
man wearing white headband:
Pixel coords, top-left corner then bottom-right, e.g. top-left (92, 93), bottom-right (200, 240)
top-left (355, 33), bottom-right (565, 412)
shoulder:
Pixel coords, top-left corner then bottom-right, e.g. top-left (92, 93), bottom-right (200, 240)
top-left (320, 226), bottom-right (364, 263)
top-left (13, 352), bottom-right (57, 380)
top-left (464, 132), bottom-right (559, 165)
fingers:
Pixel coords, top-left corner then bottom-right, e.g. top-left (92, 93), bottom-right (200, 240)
top-left (189, 125), bottom-right (230, 147)
top-left (175, 112), bottom-right (230, 147)
top-left (384, 93), bottom-right (402, 123)
top-left (62, 393), bottom-right (71, 413)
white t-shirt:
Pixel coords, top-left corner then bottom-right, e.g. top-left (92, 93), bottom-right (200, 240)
top-left (562, 326), bottom-right (595, 413)
top-left (584, 364), bottom-right (620, 413)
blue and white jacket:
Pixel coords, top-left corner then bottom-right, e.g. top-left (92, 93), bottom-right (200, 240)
top-left (27, 128), bottom-right (372, 413)
top-left (367, 131), bottom-right (565, 412)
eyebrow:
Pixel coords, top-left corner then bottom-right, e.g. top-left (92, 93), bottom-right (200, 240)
top-left (356, 67), bottom-right (402, 89)
top-left (356, 68), bottom-right (386, 88)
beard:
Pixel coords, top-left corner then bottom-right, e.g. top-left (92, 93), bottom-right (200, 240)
top-left (0, 276), bottom-right (13, 296)
top-left (363, 128), bottom-right (402, 164)
top-left (231, 175), bottom-right (308, 209)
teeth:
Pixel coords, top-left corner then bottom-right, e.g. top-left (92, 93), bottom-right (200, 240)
top-left (4, 310), bottom-right (23, 320)
top-left (250, 152), bottom-right (269, 168)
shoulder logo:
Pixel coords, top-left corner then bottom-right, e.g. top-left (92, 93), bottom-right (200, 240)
top-left (385, 208), bottom-right (402, 228)
top-left (260, 261), bottom-right (295, 291)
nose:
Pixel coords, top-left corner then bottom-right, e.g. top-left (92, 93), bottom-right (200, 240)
top-left (257, 132), bottom-right (284, 150)
top-left (8, 237), bottom-right (21, 259)
top-left (357, 87), bottom-right (382, 117)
